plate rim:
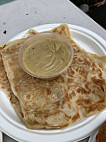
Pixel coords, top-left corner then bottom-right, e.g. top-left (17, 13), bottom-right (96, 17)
top-left (0, 23), bottom-right (106, 142)
top-left (88, 130), bottom-right (99, 142)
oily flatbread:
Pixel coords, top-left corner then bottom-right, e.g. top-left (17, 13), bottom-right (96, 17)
top-left (0, 24), bottom-right (106, 129)
top-left (0, 25), bottom-right (73, 128)
top-left (90, 54), bottom-right (106, 80)
top-left (90, 54), bottom-right (106, 69)
top-left (0, 54), bottom-right (23, 121)
top-left (23, 29), bottom-right (38, 38)
top-left (0, 29), bottom-right (38, 122)
top-left (0, 29), bottom-right (38, 120)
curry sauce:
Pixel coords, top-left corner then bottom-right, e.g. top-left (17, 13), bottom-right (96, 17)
top-left (23, 38), bottom-right (71, 77)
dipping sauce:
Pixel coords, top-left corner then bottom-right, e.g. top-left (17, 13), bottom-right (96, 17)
top-left (22, 38), bottom-right (71, 77)
top-left (19, 32), bottom-right (73, 79)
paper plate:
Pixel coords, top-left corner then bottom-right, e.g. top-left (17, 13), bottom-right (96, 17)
top-left (0, 23), bottom-right (106, 142)
top-left (88, 130), bottom-right (98, 142)
top-left (0, 131), bottom-right (3, 142)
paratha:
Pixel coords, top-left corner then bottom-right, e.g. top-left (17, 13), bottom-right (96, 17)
top-left (0, 29), bottom-right (38, 121)
top-left (0, 54), bottom-right (23, 121)
top-left (0, 24), bottom-right (106, 129)
top-left (0, 29), bottom-right (38, 123)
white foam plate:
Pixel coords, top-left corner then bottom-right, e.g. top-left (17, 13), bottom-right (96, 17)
top-left (0, 131), bottom-right (3, 142)
top-left (88, 130), bottom-right (98, 142)
top-left (0, 23), bottom-right (106, 142)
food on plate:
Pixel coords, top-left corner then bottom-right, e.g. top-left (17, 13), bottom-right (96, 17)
top-left (96, 122), bottom-right (106, 142)
top-left (0, 54), bottom-right (23, 121)
top-left (20, 32), bottom-right (73, 78)
top-left (0, 24), bottom-right (106, 129)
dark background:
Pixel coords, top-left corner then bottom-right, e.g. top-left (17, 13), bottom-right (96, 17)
top-left (70, 0), bottom-right (106, 29)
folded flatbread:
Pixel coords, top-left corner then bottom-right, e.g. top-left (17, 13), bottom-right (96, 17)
top-left (0, 54), bottom-right (23, 121)
top-left (0, 24), bottom-right (106, 129)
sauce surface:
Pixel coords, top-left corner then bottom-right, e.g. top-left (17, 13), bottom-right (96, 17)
top-left (23, 38), bottom-right (71, 77)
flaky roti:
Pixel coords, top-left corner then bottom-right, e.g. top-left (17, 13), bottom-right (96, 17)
top-left (0, 54), bottom-right (23, 121)
top-left (90, 54), bottom-right (106, 79)
top-left (0, 24), bottom-right (106, 129)
top-left (23, 29), bottom-right (38, 38)
top-left (0, 30), bottom-right (38, 122)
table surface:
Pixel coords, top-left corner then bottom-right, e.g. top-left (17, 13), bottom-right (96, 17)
top-left (0, 0), bottom-right (106, 142)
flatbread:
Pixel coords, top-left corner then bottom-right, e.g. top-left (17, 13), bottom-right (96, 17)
top-left (0, 29), bottom-right (38, 122)
top-left (23, 29), bottom-right (37, 38)
top-left (0, 29), bottom-right (38, 121)
top-left (90, 54), bottom-right (106, 69)
top-left (0, 24), bottom-right (106, 129)
top-left (0, 54), bottom-right (23, 121)
top-left (90, 54), bottom-right (106, 79)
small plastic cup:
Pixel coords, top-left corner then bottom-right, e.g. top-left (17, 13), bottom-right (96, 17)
top-left (19, 32), bottom-right (73, 80)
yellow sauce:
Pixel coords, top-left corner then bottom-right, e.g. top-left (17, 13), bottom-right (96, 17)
top-left (23, 38), bottom-right (71, 77)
